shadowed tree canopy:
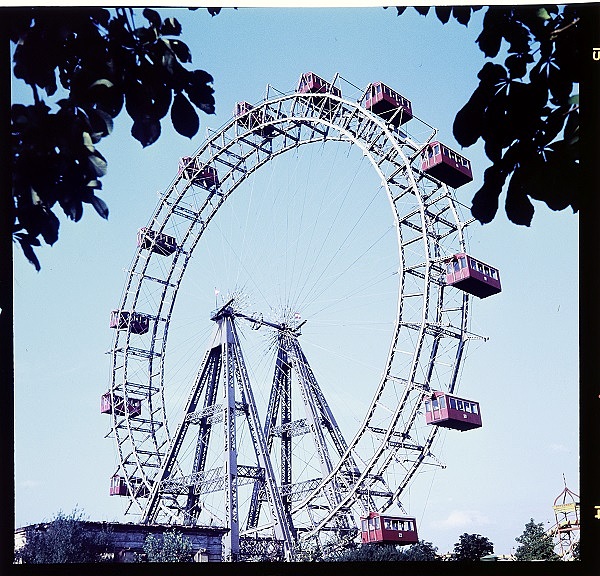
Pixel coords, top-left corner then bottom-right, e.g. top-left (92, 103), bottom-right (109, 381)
top-left (394, 5), bottom-right (580, 227)
top-left (10, 7), bottom-right (219, 270)
top-left (451, 532), bottom-right (494, 561)
top-left (15, 508), bottom-right (112, 563)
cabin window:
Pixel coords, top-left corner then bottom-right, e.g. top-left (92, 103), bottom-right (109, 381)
top-left (453, 260), bottom-right (460, 273)
top-left (384, 518), bottom-right (391, 530)
top-left (424, 400), bottom-right (431, 412)
top-left (449, 397), bottom-right (457, 409)
top-left (432, 397), bottom-right (439, 410)
top-left (439, 395), bottom-right (446, 409)
top-left (470, 258), bottom-right (477, 268)
top-left (433, 144), bottom-right (440, 155)
top-left (490, 269), bottom-right (497, 279)
top-left (459, 256), bottom-right (467, 268)
top-left (446, 261), bottom-right (453, 274)
top-left (362, 519), bottom-right (367, 531)
top-left (375, 516), bottom-right (380, 529)
top-left (484, 266), bottom-right (490, 276)
top-left (464, 403), bottom-right (471, 413)
top-left (456, 400), bottom-right (464, 410)
top-left (471, 403), bottom-right (478, 415)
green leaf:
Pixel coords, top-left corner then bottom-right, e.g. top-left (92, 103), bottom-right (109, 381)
top-left (568, 94), bottom-right (579, 106)
top-left (90, 79), bottom-right (114, 89)
top-left (471, 164), bottom-right (507, 224)
top-left (168, 39), bottom-right (192, 64)
top-left (161, 17), bottom-right (182, 36)
top-left (89, 194), bottom-right (109, 219)
top-left (132, 117), bottom-right (161, 147)
top-left (435, 6), bottom-right (452, 24)
top-left (16, 235), bottom-right (41, 271)
top-left (88, 151), bottom-right (108, 176)
top-left (505, 168), bottom-right (534, 226)
top-left (143, 8), bottom-right (162, 28)
top-left (536, 7), bottom-right (551, 20)
top-left (171, 92), bottom-right (199, 138)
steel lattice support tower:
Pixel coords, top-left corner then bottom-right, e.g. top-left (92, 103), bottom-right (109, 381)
top-left (551, 477), bottom-right (580, 560)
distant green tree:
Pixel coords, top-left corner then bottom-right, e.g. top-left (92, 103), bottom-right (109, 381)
top-left (398, 539), bottom-right (441, 561)
top-left (452, 532), bottom-right (494, 561)
top-left (15, 508), bottom-right (112, 563)
top-left (141, 528), bottom-right (194, 562)
top-left (514, 518), bottom-right (560, 561)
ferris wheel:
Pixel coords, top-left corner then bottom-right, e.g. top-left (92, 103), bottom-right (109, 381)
top-left (103, 72), bottom-right (501, 561)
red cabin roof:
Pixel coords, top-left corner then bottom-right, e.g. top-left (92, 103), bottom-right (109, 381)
top-left (421, 141), bottom-right (473, 188)
top-left (425, 391), bottom-right (482, 431)
top-left (297, 72), bottom-right (341, 98)
top-left (360, 512), bottom-right (418, 545)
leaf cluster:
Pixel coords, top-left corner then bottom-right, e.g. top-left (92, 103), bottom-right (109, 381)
top-left (514, 518), bottom-right (560, 561)
top-left (398, 5), bottom-right (580, 226)
top-left (141, 528), bottom-right (194, 562)
top-left (15, 508), bottom-right (112, 563)
top-left (11, 7), bottom-right (216, 270)
top-left (456, 6), bottom-right (579, 226)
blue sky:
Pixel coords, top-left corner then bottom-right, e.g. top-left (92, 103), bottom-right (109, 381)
top-left (13, 7), bottom-right (579, 556)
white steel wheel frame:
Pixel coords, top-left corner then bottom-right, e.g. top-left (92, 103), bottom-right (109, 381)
top-left (107, 80), bottom-right (475, 545)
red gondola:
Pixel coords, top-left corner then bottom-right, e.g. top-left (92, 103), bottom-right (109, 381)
top-left (297, 72), bottom-right (341, 98)
top-left (110, 475), bottom-right (129, 496)
top-left (137, 227), bottom-right (177, 256)
top-left (234, 101), bottom-right (275, 138)
top-left (110, 475), bottom-right (148, 497)
top-left (425, 391), bottom-right (482, 431)
top-left (109, 310), bottom-right (150, 335)
top-left (444, 252), bottom-right (501, 299)
top-left (178, 157), bottom-right (219, 189)
top-left (101, 392), bottom-right (142, 417)
top-left (365, 82), bottom-right (413, 127)
top-left (421, 141), bottom-right (473, 188)
top-left (360, 512), bottom-right (418, 545)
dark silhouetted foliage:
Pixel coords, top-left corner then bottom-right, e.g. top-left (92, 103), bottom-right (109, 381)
top-left (514, 518), bottom-right (560, 561)
top-left (10, 7), bottom-right (216, 270)
top-left (394, 5), bottom-right (580, 227)
top-left (451, 532), bottom-right (494, 561)
top-left (15, 508), bottom-right (112, 563)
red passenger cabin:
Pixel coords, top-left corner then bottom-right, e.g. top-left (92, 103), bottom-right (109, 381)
top-left (421, 141), bottom-right (473, 188)
top-left (234, 101), bottom-right (275, 138)
top-left (365, 82), bottom-right (413, 127)
top-left (178, 157), bottom-right (219, 189)
top-left (361, 512), bottom-right (418, 545)
top-left (425, 391), bottom-right (482, 431)
top-left (101, 392), bottom-right (142, 417)
top-left (297, 72), bottom-right (341, 98)
top-left (137, 227), bottom-right (177, 256)
top-left (110, 475), bottom-right (129, 496)
top-left (110, 310), bottom-right (150, 335)
top-left (109, 475), bottom-right (148, 497)
top-left (444, 253), bottom-right (501, 299)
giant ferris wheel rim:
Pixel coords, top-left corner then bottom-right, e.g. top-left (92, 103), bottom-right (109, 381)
top-left (107, 75), bottom-right (471, 537)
